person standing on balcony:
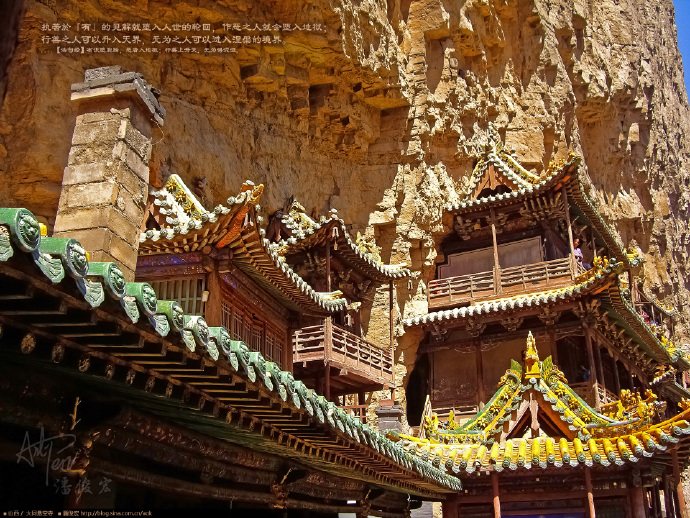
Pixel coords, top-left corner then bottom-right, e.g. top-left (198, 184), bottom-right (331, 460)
top-left (573, 237), bottom-right (592, 269)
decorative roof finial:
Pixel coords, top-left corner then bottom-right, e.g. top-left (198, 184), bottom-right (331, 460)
top-left (524, 331), bottom-right (541, 379)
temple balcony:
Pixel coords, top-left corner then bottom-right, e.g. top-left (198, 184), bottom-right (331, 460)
top-left (292, 318), bottom-right (394, 400)
top-left (428, 256), bottom-right (586, 310)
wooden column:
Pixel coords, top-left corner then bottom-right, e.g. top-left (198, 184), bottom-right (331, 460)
top-left (663, 473), bottom-right (675, 518)
top-left (591, 226), bottom-right (597, 259)
top-left (671, 450), bottom-right (687, 518)
top-left (490, 207), bottom-right (502, 294)
top-left (326, 239), bottom-right (332, 292)
top-left (324, 317), bottom-right (332, 401)
top-left (593, 340), bottom-right (606, 403)
top-left (476, 341), bottom-right (486, 409)
top-left (611, 356), bottom-right (621, 396)
top-left (584, 467), bottom-right (596, 518)
top-left (389, 280), bottom-right (394, 352)
top-left (549, 327), bottom-right (558, 364)
top-left (492, 471), bottom-right (501, 518)
top-left (562, 186), bottom-right (576, 275)
top-left (324, 364), bottom-right (331, 401)
top-left (583, 324), bottom-right (601, 408)
top-left (630, 485), bottom-right (646, 518)
top-left (442, 496), bottom-right (459, 518)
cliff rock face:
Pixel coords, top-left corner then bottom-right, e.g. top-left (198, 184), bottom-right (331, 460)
top-left (1, 0), bottom-right (689, 433)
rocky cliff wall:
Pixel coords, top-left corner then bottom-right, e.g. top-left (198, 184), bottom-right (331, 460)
top-left (1, 0), bottom-right (689, 436)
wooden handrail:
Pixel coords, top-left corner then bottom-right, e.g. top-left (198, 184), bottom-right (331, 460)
top-left (429, 256), bottom-right (577, 309)
top-left (293, 321), bottom-right (394, 385)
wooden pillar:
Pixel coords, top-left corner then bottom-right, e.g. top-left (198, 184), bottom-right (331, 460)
top-left (326, 239), bottom-right (332, 292)
top-left (562, 186), bottom-right (576, 275)
top-left (612, 356), bottom-right (621, 396)
top-left (585, 467), bottom-right (596, 518)
top-left (593, 340), bottom-right (606, 403)
top-left (442, 496), bottom-right (459, 518)
top-left (583, 324), bottom-right (600, 408)
top-left (490, 207), bottom-right (502, 294)
top-left (324, 317), bottom-right (332, 400)
top-left (492, 471), bottom-right (501, 518)
top-left (671, 450), bottom-right (687, 518)
top-left (653, 482), bottom-right (663, 518)
top-left (324, 364), bottom-right (331, 401)
top-left (389, 280), bottom-right (394, 351)
top-left (630, 485), bottom-right (646, 518)
top-left (591, 226), bottom-right (597, 259)
top-left (663, 473), bottom-right (675, 518)
top-left (476, 341), bottom-right (486, 408)
top-left (549, 327), bottom-right (558, 364)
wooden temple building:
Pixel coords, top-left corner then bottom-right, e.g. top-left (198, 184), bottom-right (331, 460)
top-left (0, 66), bottom-right (454, 515)
top-left (401, 129), bottom-right (690, 517)
top-left (136, 173), bottom-right (409, 419)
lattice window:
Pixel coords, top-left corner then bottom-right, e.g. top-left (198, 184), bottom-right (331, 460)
top-left (149, 277), bottom-right (206, 316)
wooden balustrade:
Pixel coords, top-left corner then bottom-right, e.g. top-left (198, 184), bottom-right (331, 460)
top-left (570, 381), bottom-right (617, 408)
top-left (428, 256), bottom-right (579, 309)
top-left (293, 320), bottom-right (394, 387)
top-left (341, 404), bottom-right (368, 423)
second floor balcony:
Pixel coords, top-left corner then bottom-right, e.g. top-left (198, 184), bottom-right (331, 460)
top-left (428, 256), bottom-right (586, 310)
top-left (293, 318), bottom-right (394, 399)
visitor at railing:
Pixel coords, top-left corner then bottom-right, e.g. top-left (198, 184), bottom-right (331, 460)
top-left (573, 237), bottom-right (591, 270)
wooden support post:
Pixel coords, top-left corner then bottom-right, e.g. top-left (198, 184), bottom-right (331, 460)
top-left (612, 357), bottom-right (621, 396)
top-left (583, 324), bottom-right (600, 408)
top-left (593, 340), bottom-right (606, 403)
top-left (389, 280), bottom-right (394, 352)
top-left (326, 239), bottom-right (332, 292)
top-left (476, 341), bottom-right (486, 409)
top-left (630, 485), bottom-right (646, 518)
top-left (490, 207), bottom-right (502, 295)
top-left (562, 186), bottom-right (576, 277)
top-left (549, 327), bottom-right (558, 364)
top-left (591, 226), bottom-right (597, 259)
top-left (324, 364), bottom-right (331, 401)
top-left (584, 467), bottom-right (596, 518)
top-left (442, 496), bottom-right (459, 518)
top-left (663, 473), bottom-right (675, 518)
top-left (653, 482), bottom-right (663, 518)
top-left (492, 471), bottom-right (501, 518)
top-left (671, 450), bottom-right (687, 518)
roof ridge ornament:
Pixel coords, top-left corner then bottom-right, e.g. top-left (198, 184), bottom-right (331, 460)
top-left (524, 331), bottom-right (541, 380)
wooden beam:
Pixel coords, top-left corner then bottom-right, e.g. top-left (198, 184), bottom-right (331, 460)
top-left (491, 471), bottom-right (501, 518)
top-left (584, 466), bottom-right (596, 518)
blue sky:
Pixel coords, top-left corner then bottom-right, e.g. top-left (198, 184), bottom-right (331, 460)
top-left (675, 0), bottom-right (690, 95)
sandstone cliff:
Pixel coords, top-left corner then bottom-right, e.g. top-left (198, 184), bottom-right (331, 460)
top-left (1, 0), bottom-right (689, 443)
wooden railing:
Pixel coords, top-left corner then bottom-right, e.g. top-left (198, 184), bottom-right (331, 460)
top-left (570, 381), bottom-right (617, 409)
top-left (341, 404), bottom-right (368, 423)
top-left (293, 319), bottom-right (394, 387)
top-left (428, 256), bottom-right (580, 309)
